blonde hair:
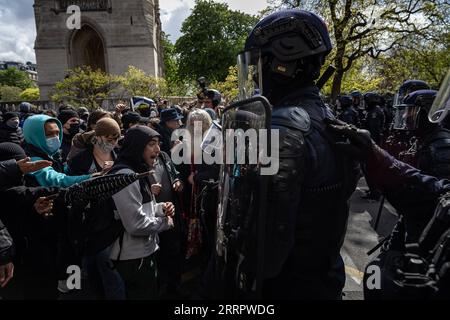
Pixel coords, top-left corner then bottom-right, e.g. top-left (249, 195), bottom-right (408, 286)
top-left (185, 109), bottom-right (212, 154)
top-left (186, 109), bottom-right (212, 137)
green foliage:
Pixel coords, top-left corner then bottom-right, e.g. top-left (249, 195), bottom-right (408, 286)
top-left (161, 32), bottom-right (192, 96)
top-left (321, 58), bottom-right (384, 95)
top-left (261, 0), bottom-right (449, 99)
top-left (175, 0), bottom-right (258, 82)
top-left (119, 66), bottom-right (168, 98)
top-left (50, 66), bottom-right (121, 110)
top-left (20, 87), bottom-right (40, 101)
top-left (374, 33), bottom-right (450, 91)
top-left (210, 66), bottom-right (239, 104)
top-left (0, 68), bottom-right (34, 90)
top-left (0, 85), bottom-right (23, 102)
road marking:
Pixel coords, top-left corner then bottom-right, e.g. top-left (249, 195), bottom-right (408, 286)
top-left (345, 265), bottom-right (364, 285)
top-left (342, 248), bottom-right (363, 287)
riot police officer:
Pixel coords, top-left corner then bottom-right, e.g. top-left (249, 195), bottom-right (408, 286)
top-left (338, 95), bottom-right (360, 127)
top-left (364, 92), bottom-right (385, 144)
top-left (351, 91), bottom-right (365, 126)
top-left (328, 70), bottom-right (450, 298)
top-left (220, 9), bottom-right (360, 300)
top-left (395, 89), bottom-right (450, 179)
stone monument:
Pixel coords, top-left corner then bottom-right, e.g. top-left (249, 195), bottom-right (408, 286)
top-left (34, 0), bottom-right (164, 100)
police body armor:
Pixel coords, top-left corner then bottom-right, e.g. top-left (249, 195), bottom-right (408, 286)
top-left (364, 192), bottom-right (450, 299)
top-left (417, 127), bottom-right (450, 180)
top-left (338, 106), bottom-right (360, 127)
top-left (215, 89), bottom-right (360, 299)
top-left (265, 93), bottom-right (359, 300)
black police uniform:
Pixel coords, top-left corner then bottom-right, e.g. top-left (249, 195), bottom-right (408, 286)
top-left (220, 8), bottom-right (361, 300)
top-left (339, 106), bottom-right (360, 127)
top-left (264, 87), bottom-right (360, 299)
top-left (365, 105), bottom-right (385, 145)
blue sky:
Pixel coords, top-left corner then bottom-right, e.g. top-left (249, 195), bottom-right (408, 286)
top-left (0, 0), bottom-right (268, 63)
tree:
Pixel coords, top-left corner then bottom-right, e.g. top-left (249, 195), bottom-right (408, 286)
top-left (210, 66), bottom-right (240, 104)
top-left (374, 31), bottom-right (450, 90)
top-left (50, 66), bottom-right (121, 110)
top-left (119, 66), bottom-right (168, 99)
top-left (263, 0), bottom-right (449, 100)
top-left (0, 68), bottom-right (34, 90)
top-left (175, 0), bottom-right (258, 82)
top-left (0, 85), bottom-right (23, 102)
top-left (20, 88), bottom-right (40, 101)
top-left (161, 32), bottom-right (191, 96)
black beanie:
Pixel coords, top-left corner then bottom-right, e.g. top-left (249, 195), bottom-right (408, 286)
top-left (0, 142), bottom-right (27, 161)
top-left (122, 112), bottom-right (142, 130)
top-left (58, 109), bottom-right (79, 125)
top-left (3, 112), bottom-right (20, 123)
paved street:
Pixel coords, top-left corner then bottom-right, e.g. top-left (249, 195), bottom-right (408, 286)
top-left (342, 178), bottom-right (399, 300)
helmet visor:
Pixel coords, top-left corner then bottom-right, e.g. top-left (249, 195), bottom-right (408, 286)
top-left (393, 105), bottom-right (420, 130)
top-left (429, 69), bottom-right (450, 123)
top-left (393, 93), bottom-right (403, 107)
top-left (237, 50), bottom-right (263, 101)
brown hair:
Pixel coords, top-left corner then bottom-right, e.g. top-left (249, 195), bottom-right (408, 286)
top-left (87, 109), bottom-right (111, 131)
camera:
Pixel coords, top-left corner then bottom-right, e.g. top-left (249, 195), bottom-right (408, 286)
top-left (197, 76), bottom-right (209, 100)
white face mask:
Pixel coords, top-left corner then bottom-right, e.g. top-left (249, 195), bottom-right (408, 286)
top-left (96, 138), bottom-right (116, 154)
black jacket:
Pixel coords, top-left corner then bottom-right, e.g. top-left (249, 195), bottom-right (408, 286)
top-left (0, 159), bottom-right (23, 190)
top-left (61, 133), bottom-right (73, 163)
top-left (156, 123), bottom-right (174, 154)
top-left (417, 127), bottom-right (450, 180)
top-left (68, 146), bottom-right (116, 175)
top-left (264, 86), bottom-right (359, 299)
top-left (0, 218), bottom-right (13, 265)
top-left (158, 151), bottom-right (181, 185)
top-left (0, 123), bottom-right (24, 145)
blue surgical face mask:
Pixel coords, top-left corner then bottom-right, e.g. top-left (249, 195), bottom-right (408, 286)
top-left (46, 136), bottom-right (61, 154)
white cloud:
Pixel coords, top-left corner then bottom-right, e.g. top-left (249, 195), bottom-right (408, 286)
top-left (0, 0), bottom-right (268, 63)
top-left (0, 0), bottom-right (36, 63)
top-left (161, 0), bottom-right (268, 42)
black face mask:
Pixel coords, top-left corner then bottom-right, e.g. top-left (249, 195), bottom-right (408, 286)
top-left (68, 123), bottom-right (80, 136)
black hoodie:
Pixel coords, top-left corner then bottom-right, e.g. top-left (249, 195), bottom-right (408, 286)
top-left (113, 126), bottom-right (161, 173)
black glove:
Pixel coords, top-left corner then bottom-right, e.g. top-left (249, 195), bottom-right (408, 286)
top-left (326, 119), bottom-right (375, 160)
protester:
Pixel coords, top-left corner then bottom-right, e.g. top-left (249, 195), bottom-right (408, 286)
top-left (0, 112), bottom-right (24, 145)
top-left (22, 115), bottom-right (97, 188)
top-left (151, 143), bottom-right (185, 298)
top-left (68, 118), bottom-right (120, 175)
top-left (57, 109), bottom-right (81, 162)
top-left (156, 108), bottom-right (183, 154)
top-left (109, 126), bottom-right (175, 299)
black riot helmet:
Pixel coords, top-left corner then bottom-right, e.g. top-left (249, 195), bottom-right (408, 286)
top-left (393, 89), bottom-right (437, 132)
top-left (338, 95), bottom-right (352, 108)
top-left (205, 89), bottom-right (222, 108)
top-left (393, 80), bottom-right (430, 107)
top-left (350, 90), bottom-right (363, 108)
top-left (364, 92), bottom-right (382, 108)
top-left (238, 9), bottom-right (332, 104)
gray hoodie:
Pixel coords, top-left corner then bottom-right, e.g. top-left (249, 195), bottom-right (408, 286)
top-left (110, 168), bottom-right (172, 260)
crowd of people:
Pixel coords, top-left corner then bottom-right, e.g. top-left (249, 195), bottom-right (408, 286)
top-left (0, 7), bottom-right (449, 301)
top-left (0, 90), bottom-right (223, 300)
